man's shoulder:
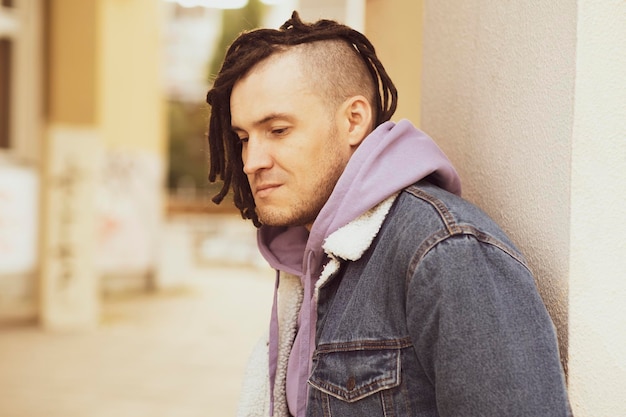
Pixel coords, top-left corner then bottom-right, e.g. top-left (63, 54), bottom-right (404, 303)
top-left (391, 180), bottom-right (485, 225)
top-left (385, 181), bottom-right (519, 251)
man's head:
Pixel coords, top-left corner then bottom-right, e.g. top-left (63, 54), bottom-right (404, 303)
top-left (206, 12), bottom-right (397, 227)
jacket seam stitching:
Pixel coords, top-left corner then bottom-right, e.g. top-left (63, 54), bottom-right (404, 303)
top-left (315, 337), bottom-right (413, 354)
top-left (405, 185), bottom-right (460, 234)
top-left (410, 225), bottom-right (529, 271)
top-left (403, 185), bottom-right (531, 284)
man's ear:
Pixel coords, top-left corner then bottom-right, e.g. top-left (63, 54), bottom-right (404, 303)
top-left (341, 95), bottom-right (373, 147)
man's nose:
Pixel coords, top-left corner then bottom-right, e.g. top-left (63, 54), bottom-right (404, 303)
top-left (242, 137), bottom-right (273, 175)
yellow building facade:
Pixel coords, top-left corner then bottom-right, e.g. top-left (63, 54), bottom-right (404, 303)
top-left (0, 0), bottom-right (166, 329)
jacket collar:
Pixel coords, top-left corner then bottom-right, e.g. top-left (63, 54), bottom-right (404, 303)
top-left (323, 192), bottom-right (398, 260)
top-left (316, 192), bottom-right (399, 293)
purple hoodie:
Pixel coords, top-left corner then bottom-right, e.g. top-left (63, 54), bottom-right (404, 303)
top-left (257, 120), bottom-right (462, 417)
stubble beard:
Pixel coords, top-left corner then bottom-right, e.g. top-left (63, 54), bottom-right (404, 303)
top-left (255, 163), bottom-right (345, 228)
top-left (255, 126), bottom-right (348, 229)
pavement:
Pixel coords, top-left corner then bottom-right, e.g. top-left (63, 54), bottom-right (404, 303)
top-left (0, 265), bottom-right (275, 417)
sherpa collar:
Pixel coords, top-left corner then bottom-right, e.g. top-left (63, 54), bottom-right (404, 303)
top-left (316, 192), bottom-right (399, 293)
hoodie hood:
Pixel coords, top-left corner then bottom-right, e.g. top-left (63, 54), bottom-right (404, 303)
top-left (258, 120), bottom-right (461, 417)
top-left (259, 119), bottom-right (461, 273)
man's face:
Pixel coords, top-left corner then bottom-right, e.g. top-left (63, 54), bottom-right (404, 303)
top-left (230, 52), bottom-right (354, 229)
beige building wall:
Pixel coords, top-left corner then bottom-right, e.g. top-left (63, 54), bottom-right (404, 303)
top-left (414, 0), bottom-right (625, 416)
top-left (41, 0), bottom-right (166, 329)
top-left (99, 0), bottom-right (166, 153)
top-left (95, 0), bottom-right (166, 293)
top-left (46, 0), bottom-right (98, 125)
top-left (420, 0), bottom-right (574, 367)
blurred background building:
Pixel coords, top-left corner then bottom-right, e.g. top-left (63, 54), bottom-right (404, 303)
top-left (0, 0), bottom-right (624, 416)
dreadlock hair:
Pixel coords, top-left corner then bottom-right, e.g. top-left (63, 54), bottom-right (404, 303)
top-left (206, 11), bottom-right (398, 227)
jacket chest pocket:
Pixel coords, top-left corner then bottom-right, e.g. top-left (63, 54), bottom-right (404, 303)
top-left (308, 340), bottom-right (411, 417)
top-left (310, 347), bottom-right (400, 401)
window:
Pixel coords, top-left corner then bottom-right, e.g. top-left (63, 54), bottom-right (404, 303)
top-left (0, 0), bottom-right (42, 161)
top-left (0, 0), bottom-right (15, 149)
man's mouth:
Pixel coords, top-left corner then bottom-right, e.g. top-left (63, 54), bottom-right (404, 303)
top-left (255, 183), bottom-right (281, 198)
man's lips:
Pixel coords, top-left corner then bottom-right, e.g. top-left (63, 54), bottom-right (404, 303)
top-left (254, 183), bottom-right (281, 198)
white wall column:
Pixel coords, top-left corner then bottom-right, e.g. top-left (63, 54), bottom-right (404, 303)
top-left (568, 1), bottom-right (626, 415)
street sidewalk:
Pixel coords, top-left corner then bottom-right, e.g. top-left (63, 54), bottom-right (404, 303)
top-left (0, 265), bottom-right (274, 417)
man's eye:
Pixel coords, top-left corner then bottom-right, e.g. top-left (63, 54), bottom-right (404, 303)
top-left (271, 127), bottom-right (289, 136)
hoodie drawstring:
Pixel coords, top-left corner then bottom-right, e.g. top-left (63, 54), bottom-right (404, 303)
top-left (269, 271), bottom-right (280, 416)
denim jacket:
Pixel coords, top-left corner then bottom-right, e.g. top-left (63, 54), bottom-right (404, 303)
top-left (237, 181), bottom-right (571, 417)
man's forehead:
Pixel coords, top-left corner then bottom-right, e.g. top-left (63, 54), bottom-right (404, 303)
top-left (245, 49), bottom-right (303, 79)
top-left (231, 52), bottom-right (310, 101)
top-left (231, 71), bottom-right (299, 126)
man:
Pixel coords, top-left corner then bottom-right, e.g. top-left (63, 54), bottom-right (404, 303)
top-left (206, 11), bottom-right (571, 417)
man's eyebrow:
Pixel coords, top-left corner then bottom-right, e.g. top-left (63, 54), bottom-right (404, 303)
top-left (231, 113), bottom-right (293, 131)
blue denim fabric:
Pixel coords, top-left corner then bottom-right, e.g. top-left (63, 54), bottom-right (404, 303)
top-left (306, 182), bottom-right (571, 417)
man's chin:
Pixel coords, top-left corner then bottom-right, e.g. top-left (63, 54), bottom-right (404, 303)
top-left (256, 208), bottom-right (313, 228)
